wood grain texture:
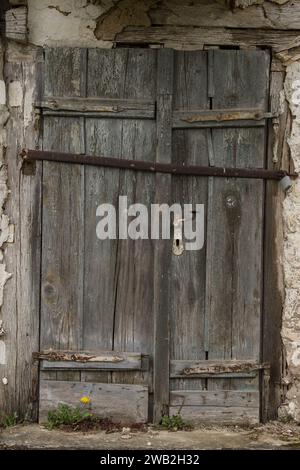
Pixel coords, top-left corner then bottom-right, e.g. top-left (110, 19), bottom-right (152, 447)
top-left (38, 47), bottom-right (273, 424)
top-left (40, 48), bottom-right (156, 418)
top-left (38, 97), bottom-right (155, 119)
top-left (205, 50), bottom-right (269, 396)
top-left (170, 360), bottom-right (266, 378)
top-left (262, 67), bottom-right (287, 421)
top-left (116, 26), bottom-right (300, 52)
top-left (153, 49), bottom-right (174, 422)
top-left (170, 51), bottom-right (208, 395)
top-left (169, 406), bottom-right (259, 424)
top-left (38, 350), bottom-right (142, 370)
top-left (41, 48), bottom-right (86, 351)
top-left (148, 1), bottom-right (300, 31)
top-left (39, 380), bottom-right (148, 423)
top-left (1, 44), bottom-right (42, 420)
top-left (170, 390), bottom-right (259, 407)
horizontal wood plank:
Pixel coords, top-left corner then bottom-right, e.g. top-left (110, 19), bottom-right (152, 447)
top-left (170, 360), bottom-right (266, 378)
top-left (148, 1), bottom-right (300, 31)
top-left (39, 380), bottom-right (148, 423)
top-left (170, 390), bottom-right (259, 408)
top-left (173, 109), bottom-right (271, 128)
top-left (37, 97), bottom-right (155, 119)
top-left (169, 406), bottom-right (259, 424)
top-left (35, 350), bottom-right (142, 370)
top-left (116, 27), bottom-right (300, 53)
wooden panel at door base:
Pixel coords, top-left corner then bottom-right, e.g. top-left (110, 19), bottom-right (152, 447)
top-left (169, 406), bottom-right (259, 425)
top-left (39, 380), bottom-right (148, 424)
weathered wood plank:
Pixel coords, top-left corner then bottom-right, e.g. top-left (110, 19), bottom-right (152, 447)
top-left (56, 371), bottom-right (81, 382)
top-left (169, 406), bottom-right (259, 425)
top-left (111, 48), bottom-right (156, 357)
top-left (35, 349), bottom-right (141, 363)
top-left (153, 49), bottom-right (174, 422)
top-left (116, 26), bottom-right (300, 52)
top-left (205, 50), bottom-right (269, 397)
top-left (172, 109), bottom-right (271, 128)
top-left (36, 349), bottom-right (142, 370)
top-left (148, 0), bottom-right (300, 31)
top-left (170, 390), bottom-right (259, 408)
top-left (170, 50), bottom-right (209, 394)
top-left (262, 68), bottom-right (287, 421)
top-left (170, 360), bottom-right (264, 378)
top-left (1, 44), bottom-right (42, 420)
top-left (84, 49), bottom-right (124, 354)
top-left (38, 97), bottom-right (155, 119)
top-left (39, 380), bottom-right (148, 424)
top-left (41, 48), bottom-right (86, 351)
top-left (84, 49), bottom-right (157, 401)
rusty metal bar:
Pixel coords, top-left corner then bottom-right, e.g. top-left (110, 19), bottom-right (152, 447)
top-left (22, 149), bottom-right (298, 180)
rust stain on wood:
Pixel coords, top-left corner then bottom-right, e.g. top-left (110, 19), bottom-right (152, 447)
top-left (33, 350), bottom-right (124, 363)
top-left (182, 110), bottom-right (270, 123)
top-left (183, 361), bottom-right (267, 376)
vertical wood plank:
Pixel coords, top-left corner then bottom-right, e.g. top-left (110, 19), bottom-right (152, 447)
top-left (2, 45), bottom-right (42, 420)
top-left (83, 49), bottom-right (126, 380)
top-left (153, 48), bottom-right (174, 422)
top-left (41, 48), bottom-right (86, 351)
top-left (207, 50), bottom-right (269, 396)
top-left (170, 51), bottom-right (209, 393)
top-left (112, 49), bottom-right (156, 357)
top-left (110, 50), bottom-right (156, 421)
top-left (262, 67), bottom-right (286, 420)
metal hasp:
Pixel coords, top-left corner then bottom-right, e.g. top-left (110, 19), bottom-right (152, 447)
top-left (22, 149), bottom-right (298, 181)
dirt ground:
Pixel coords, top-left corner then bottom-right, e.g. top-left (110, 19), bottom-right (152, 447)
top-left (1, 421), bottom-right (300, 450)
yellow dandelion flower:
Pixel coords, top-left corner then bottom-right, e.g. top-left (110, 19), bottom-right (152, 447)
top-left (80, 396), bottom-right (90, 405)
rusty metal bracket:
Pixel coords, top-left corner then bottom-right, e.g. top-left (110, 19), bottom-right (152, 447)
top-left (22, 149), bottom-right (298, 181)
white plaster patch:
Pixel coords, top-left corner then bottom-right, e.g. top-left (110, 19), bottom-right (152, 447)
top-left (292, 345), bottom-right (300, 368)
top-left (28, 0), bottom-right (111, 48)
top-left (0, 340), bottom-right (6, 365)
top-left (24, 85), bottom-right (34, 129)
top-left (0, 214), bottom-right (14, 247)
top-left (0, 81), bottom-right (6, 106)
top-left (9, 81), bottom-right (23, 108)
top-left (0, 106), bottom-right (9, 128)
top-left (0, 264), bottom-right (12, 308)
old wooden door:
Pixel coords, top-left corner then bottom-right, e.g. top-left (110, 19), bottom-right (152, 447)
top-left (37, 47), bottom-right (270, 424)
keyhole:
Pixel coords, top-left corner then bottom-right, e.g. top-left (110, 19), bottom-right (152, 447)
top-left (172, 238), bottom-right (184, 256)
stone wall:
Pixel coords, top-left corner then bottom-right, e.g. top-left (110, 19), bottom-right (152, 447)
top-left (279, 64), bottom-right (300, 422)
top-left (0, 41), bottom-right (13, 373)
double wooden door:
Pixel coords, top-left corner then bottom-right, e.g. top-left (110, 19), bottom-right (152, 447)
top-left (38, 47), bottom-right (270, 424)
